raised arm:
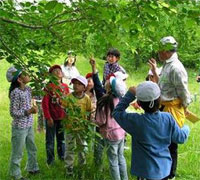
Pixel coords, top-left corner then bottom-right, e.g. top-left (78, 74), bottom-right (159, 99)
top-left (89, 58), bottom-right (106, 100)
top-left (148, 58), bottom-right (159, 83)
top-left (112, 87), bottom-right (138, 133)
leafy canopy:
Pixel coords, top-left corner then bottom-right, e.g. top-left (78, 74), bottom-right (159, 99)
top-left (0, 0), bottom-right (200, 92)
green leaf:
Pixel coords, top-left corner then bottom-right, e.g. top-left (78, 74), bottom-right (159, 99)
top-left (8, 0), bottom-right (13, 6)
top-left (169, 1), bottom-right (177, 6)
top-left (55, 3), bottom-right (63, 14)
top-left (159, 1), bottom-right (170, 8)
top-left (25, 2), bottom-right (32, 7)
top-left (45, 1), bottom-right (58, 10)
top-left (0, 51), bottom-right (4, 56)
top-left (6, 55), bottom-right (14, 63)
top-left (31, 6), bottom-right (36, 12)
top-left (38, 5), bottom-right (44, 13)
top-left (170, 8), bottom-right (177, 13)
top-left (185, 18), bottom-right (196, 28)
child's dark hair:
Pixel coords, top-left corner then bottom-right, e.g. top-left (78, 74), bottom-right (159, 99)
top-left (107, 48), bottom-right (120, 58)
top-left (9, 77), bottom-right (21, 98)
top-left (96, 91), bottom-right (116, 120)
top-left (138, 97), bottom-right (160, 113)
top-left (64, 56), bottom-right (77, 66)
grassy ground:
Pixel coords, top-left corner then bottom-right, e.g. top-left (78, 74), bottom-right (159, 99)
top-left (0, 57), bottom-right (200, 180)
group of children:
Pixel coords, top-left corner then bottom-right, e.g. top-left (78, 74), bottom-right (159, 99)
top-left (7, 47), bottom-right (190, 180)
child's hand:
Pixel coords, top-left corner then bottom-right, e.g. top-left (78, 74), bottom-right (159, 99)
top-left (89, 58), bottom-right (96, 66)
top-left (28, 106), bottom-right (38, 115)
top-left (47, 118), bottom-right (54, 127)
top-left (128, 86), bottom-right (136, 95)
top-left (131, 102), bottom-right (141, 110)
top-left (89, 58), bottom-right (97, 73)
top-left (32, 106), bottom-right (38, 114)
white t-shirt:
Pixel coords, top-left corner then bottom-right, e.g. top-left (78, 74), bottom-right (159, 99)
top-left (61, 65), bottom-right (80, 90)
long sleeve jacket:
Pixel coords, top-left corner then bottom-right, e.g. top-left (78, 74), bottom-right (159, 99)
top-left (42, 82), bottom-right (69, 121)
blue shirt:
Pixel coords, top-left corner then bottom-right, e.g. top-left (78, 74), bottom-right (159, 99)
top-left (113, 91), bottom-right (190, 179)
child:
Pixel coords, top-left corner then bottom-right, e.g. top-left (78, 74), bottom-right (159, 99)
top-left (85, 73), bottom-right (97, 122)
top-left (7, 67), bottom-right (39, 180)
top-left (95, 74), bottom-right (128, 180)
top-left (113, 81), bottom-right (190, 180)
top-left (64, 75), bottom-right (92, 175)
top-left (42, 65), bottom-right (69, 165)
top-left (102, 48), bottom-right (126, 85)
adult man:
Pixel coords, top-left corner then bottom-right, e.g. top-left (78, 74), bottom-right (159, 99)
top-left (149, 36), bottom-right (191, 179)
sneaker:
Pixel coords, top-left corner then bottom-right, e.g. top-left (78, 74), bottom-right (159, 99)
top-left (66, 168), bottom-right (73, 176)
top-left (28, 170), bottom-right (40, 175)
top-left (124, 146), bottom-right (130, 150)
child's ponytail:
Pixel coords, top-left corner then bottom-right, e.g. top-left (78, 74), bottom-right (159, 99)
top-left (9, 80), bottom-right (20, 98)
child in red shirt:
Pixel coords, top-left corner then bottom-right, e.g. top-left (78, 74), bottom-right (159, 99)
top-left (42, 65), bottom-right (69, 165)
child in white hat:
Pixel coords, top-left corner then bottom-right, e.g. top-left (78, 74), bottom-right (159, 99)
top-left (113, 81), bottom-right (190, 180)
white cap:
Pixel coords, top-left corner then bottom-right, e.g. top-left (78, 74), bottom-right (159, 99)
top-left (71, 75), bottom-right (88, 87)
top-left (136, 81), bottom-right (160, 108)
top-left (110, 76), bottom-right (127, 97)
top-left (6, 66), bottom-right (22, 82)
top-left (160, 36), bottom-right (178, 48)
top-left (114, 71), bottom-right (128, 80)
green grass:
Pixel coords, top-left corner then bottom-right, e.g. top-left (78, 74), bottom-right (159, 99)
top-left (0, 58), bottom-right (200, 180)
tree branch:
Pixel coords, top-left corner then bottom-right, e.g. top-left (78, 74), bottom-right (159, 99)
top-left (48, 8), bottom-right (81, 24)
top-left (49, 17), bottom-right (85, 27)
top-left (0, 35), bottom-right (38, 81)
top-left (0, 36), bottom-right (22, 61)
top-left (0, 16), bottom-right (85, 29)
top-left (0, 17), bottom-right (44, 29)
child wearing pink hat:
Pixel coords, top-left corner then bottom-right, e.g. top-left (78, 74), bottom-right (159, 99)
top-left (63, 75), bottom-right (92, 176)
